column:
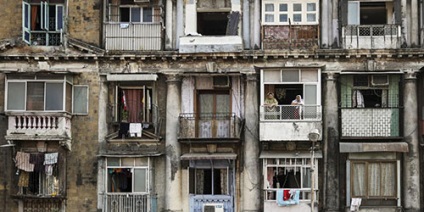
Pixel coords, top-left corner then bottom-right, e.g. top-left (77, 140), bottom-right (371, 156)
top-left (165, 0), bottom-right (174, 50)
top-left (403, 70), bottom-right (420, 212)
top-left (323, 72), bottom-right (340, 211)
top-left (165, 74), bottom-right (182, 212)
top-left (242, 73), bottom-right (260, 211)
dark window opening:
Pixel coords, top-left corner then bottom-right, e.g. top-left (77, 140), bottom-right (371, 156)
top-left (273, 169), bottom-right (302, 189)
top-left (360, 2), bottom-right (387, 25)
top-left (197, 12), bottom-right (229, 35)
top-left (273, 84), bottom-right (303, 105)
top-left (353, 89), bottom-right (384, 108)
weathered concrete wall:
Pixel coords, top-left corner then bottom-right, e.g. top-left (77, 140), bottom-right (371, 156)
top-left (0, 1), bottom-right (22, 40)
top-left (67, 0), bottom-right (102, 46)
top-left (66, 71), bottom-right (100, 212)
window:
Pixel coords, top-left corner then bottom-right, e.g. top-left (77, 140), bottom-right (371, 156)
top-left (347, 75), bottom-right (397, 108)
top-left (263, 158), bottom-right (316, 201)
top-left (22, 0), bottom-right (65, 46)
top-left (348, 2), bottom-right (391, 25)
top-left (119, 6), bottom-right (153, 23)
top-left (15, 151), bottom-right (61, 197)
top-left (117, 86), bottom-right (153, 123)
top-left (106, 157), bottom-right (149, 193)
top-left (262, 0), bottom-right (319, 25)
top-left (188, 160), bottom-right (234, 195)
top-left (6, 74), bottom-right (88, 114)
top-left (197, 91), bottom-right (231, 138)
top-left (350, 160), bottom-right (398, 206)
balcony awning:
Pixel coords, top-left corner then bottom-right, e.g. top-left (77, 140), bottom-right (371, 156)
top-left (339, 142), bottom-right (409, 153)
top-left (180, 153), bottom-right (237, 160)
top-left (259, 151), bottom-right (322, 159)
top-left (340, 70), bottom-right (402, 75)
top-left (106, 74), bottom-right (158, 81)
top-left (98, 153), bottom-right (163, 157)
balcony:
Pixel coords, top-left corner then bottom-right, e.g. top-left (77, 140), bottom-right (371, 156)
top-left (6, 112), bottom-right (71, 141)
top-left (259, 105), bottom-right (322, 141)
top-left (190, 195), bottom-right (233, 212)
top-left (342, 25), bottom-right (401, 49)
top-left (262, 25), bottom-right (319, 50)
top-left (104, 23), bottom-right (162, 51)
top-left (178, 113), bottom-right (242, 142)
top-left (341, 108), bottom-right (401, 138)
top-left (104, 194), bottom-right (151, 212)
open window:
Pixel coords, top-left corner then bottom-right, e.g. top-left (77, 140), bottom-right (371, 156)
top-left (351, 75), bottom-right (392, 108)
top-left (22, 0), bottom-right (64, 45)
top-left (106, 0), bottom-right (157, 23)
top-left (348, 1), bottom-right (392, 25)
top-left (106, 157), bottom-right (149, 193)
top-left (117, 86), bottom-right (153, 123)
top-left (188, 160), bottom-right (234, 196)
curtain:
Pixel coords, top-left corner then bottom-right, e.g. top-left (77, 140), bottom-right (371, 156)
top-left (381, 163), bottom-right (396, 196)
top-left (31, 5), bottom-right (38, 30)
top-left (368, 163), bottom-right (380, 196)
top-left (124, 89), bottom-right (143, 123)
top-left (352, 163), bottom-right (365, 196)
top-left (196, 169), bottom-right (204, 194)
top-left (220, 169), bottom-right (227, 195)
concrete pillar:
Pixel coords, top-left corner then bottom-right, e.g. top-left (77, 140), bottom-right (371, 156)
top-left (165, 0), bottom-right (173, 50)
top-left (323, 72), bottom-right (340, 211)
top-left (321, 0), bottom-right (329, 48)
top-left (403, 70), bottom-right (420, 212)
top-left (243, 0), bottom-right (251, 49)
top-left (165, 74), bottom-right (182, 212)
top-left (97, 76), bottom-right (108, 210)
top-left (410, 0), bottom-right (419, 46)
top-left (176, 0), bottom-right (183, 48)
top-left (253, 0), bottom-right (260, 49)
top-left (242, 73), bottom-right (260, 212)
top-left (401, 0), bottom-right (409, 46)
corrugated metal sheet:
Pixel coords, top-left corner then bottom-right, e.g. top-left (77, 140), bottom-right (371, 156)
top-left (105, 23), bottom-right (162, 51)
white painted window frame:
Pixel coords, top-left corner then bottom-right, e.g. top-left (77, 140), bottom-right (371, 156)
top-left (262, 0), bottom-right (319, 25)
top-left (119, 5), bottom-right (154, 23)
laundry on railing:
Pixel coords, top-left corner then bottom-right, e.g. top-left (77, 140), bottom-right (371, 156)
top-left (276, 189), bottom-right (300, 206)
top-left (350, 198), bottom-right (362, 211)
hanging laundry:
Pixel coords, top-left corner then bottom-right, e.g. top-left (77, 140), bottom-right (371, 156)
top-left (44, 152), bottom-right (59, 165)
top-left (18, 171), bottom-right (29, 187)
top-left (276, 189), bottom-right (300, 206)
top-left (30, 153), bottom-right (45, 172)
top-left (350, 198), bottom-right (362, 211)
top-left (45, 165), bottom-right (53, 176)
top-left (15, 152), bottom-right (34, 172)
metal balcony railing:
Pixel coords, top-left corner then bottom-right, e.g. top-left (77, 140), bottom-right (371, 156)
top-left (22, 198), bottom-right (63, 212)
top-left (260, 105), bottom-right (322, 121)
top-left (342, 24), bottom-right (401, 49)
top-left (341, 108), bottom-right (400, 137)
top-left (104, 193), bottom-right (149, 212)
top-left (178, 113), bottom-right (242, 139)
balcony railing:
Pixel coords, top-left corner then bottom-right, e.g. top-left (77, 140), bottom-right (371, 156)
top-left (190, 194), bottom-right (233, 212)
top-left (262, 25), bottom-right (319, 50)
top-left (260, 105), bottom-right (322, 121)
top-left (178, 113), bottom-right (242, 139)
top-left (22, 198), bottom-right (63, 212)
top-left (341, 108), bottom-right (400, 137)
top-left (264, 188), bottom-right (318, 202)
top-left (6, 112), bottom-right (72, 139)
top-left (104, 194), bottom-right (149, 212)
top-left (104, 23), bottom-right (162, 51)
top-left (342, 24), bottom-right (401, 49)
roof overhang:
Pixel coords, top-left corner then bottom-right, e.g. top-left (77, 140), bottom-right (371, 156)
top-left (180, 153), bottom-right (237, 160)
top-left (259, 151), bottom-right (323, 159)
top-left (106, 74), bottom-right (158, 81)
top-left (340, 70), bottom-right (403, 75)
top-left (339, 142), bottom-right (409, 153)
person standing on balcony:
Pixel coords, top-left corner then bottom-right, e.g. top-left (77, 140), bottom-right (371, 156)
top-left (264, 92), bottom-right (279, 119)
top-left (291, 95), bottom-right (304, 119)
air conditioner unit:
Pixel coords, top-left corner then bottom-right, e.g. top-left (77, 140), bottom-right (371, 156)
top-left (134, 0), bottom-right (149, 2)
top-left (213, 76), bottom-right (230, 88)
top-left (371, 75), bottom-right (389, 86)
top-left (203, 203), bottom-right (224, 212)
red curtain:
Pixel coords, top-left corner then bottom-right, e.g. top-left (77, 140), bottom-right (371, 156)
top-left (124, 89), bottom-right (143, 123)
top-left (31, 5), bottom-right (38, 30)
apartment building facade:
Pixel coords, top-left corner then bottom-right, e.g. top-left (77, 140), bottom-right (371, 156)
top-left (0, 0), bottom-right (423, 212)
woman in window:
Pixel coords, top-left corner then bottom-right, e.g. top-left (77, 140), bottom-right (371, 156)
top-left (264, 92), bottom-right (279, 119)
top-left (291, 95), bottom-right (304, 119)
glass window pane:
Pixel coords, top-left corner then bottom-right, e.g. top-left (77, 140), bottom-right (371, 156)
top-left (352, 163), bottom-right (366, 196)
top-left (305, 85), bottom-right (317, 105)
top-left (265, 14), bottom-right (274, 22)
top-left (307, 14), bottom-right (316, 22)
top-left (301, 70), bottom-right (318, 82)
top-left (7, 82), bottom-right (25, 110)
top-left (143, 7), bottom-right (153, 22)
top-left (131, 7), bottom-right (141, 22)
top-left (107, 158), bottom-right (120, 166)
top-left (282, 70), bottom-right (299, 82)
top-left (293, 4), bottom-right (302, 11)
top-left (279, 14), bottom-right (288, 22)
top-left (302, 168), bottom-right (311, 188)
top-left (122, 158), bottom-right (134, 166)
top-left (134, 169), bottom-right (147, 192)
top-left (348, 1), bottom-right (360, 25)
top-left (381, 163), bottom-right (396, 196)
top-left (73, 86), bottom-right (88, 114)
top-left (265, 4), bottom-right (274, 12)
top-left (66, 83), bottom-right (72, 113)
top-left (27, 82), bottom-right (45, 110)
top-left (120, 7), bottom-right (130, 22)
top-left (279, 4), bottom-right (287, 12)
top-left (46, 83), bottom-right (63, 110)
top-left (307, 3), bottom-right (316, 11)
top-left (264, 70), bottom-right (281, 82)
top-left (368, 163), bottom-right (381, 196)
top-left (216, 94), bottom-right (230, 114)
top-left (293, 14), bottom-right (302, 22)
top-left (135, 157), bottom-right (148, 166)
top-left (56, 5), bottom-right (63, 30)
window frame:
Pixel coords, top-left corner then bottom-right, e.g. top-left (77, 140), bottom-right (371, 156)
top-left (105, 157), bottom-right (150, 194)
top-left (22, 0), bottom-right (65, 45)
top-left (118, 5), bottom-right (154, 23)
top-left (262, 0), bottom-right (319, 25)
top-left (263, 157), bottom-right (318, 201)
top-left (72, 85), bottom-right (89, 115)
top-left (114, 85), bottom-right (153, 123)
top-left (348, 159), bottom-right (400, 206)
